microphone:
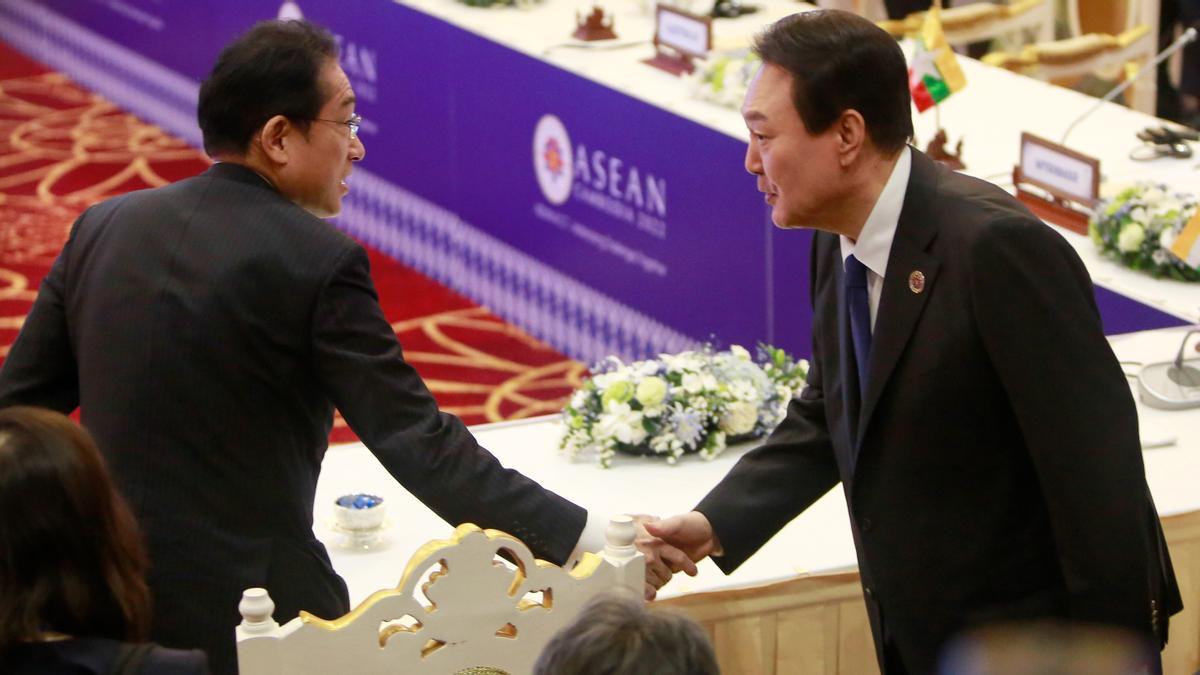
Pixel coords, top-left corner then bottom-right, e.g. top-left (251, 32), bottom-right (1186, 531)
top-left (1172, 328), bottom-right (1200, 371)
top-left (1138, 328), bottom-right (1200, 410)
top-left (1061, 27), bottom-right (1199, 146)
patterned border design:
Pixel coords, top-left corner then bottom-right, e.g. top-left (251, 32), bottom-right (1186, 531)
top-left (341, 172), bottom-right (696, 362)
top-left (0, 0), bottom-right (202, 148)
top-left (0, 1), bottom-right (698, 362)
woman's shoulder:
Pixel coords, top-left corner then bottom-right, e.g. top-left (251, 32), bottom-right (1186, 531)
top-left (130, 642), bottom-right (208, 674)
top-left (4, 638), bottom-right (207, 674)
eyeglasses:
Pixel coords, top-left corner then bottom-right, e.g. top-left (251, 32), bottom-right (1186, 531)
top-left (311, 113), bottom-right (362, 139)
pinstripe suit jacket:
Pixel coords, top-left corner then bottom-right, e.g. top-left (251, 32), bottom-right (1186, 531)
top-left (695, 150), bottom-right (1181, 673)
top-left (0, 162), bottom-right (586, 674)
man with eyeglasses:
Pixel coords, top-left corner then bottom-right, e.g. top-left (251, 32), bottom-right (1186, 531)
top-left (0, 19), bottom-right (677, 675)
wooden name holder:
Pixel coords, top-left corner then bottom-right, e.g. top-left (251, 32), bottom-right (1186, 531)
top-left (643, 4), bottom-right (711, 76)
top-left (1012, 132), bottom-right (1099, 235)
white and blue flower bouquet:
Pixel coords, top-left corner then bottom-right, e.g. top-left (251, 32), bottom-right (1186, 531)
top-left (560, 345), bottom-right (807, 468)
top-left (688, 51), bottom-right (761, 110)
top-left (1089, 183), bottom-right (1200, 282)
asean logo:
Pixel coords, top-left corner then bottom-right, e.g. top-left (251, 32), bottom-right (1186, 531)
top-left (533, 114), bottom-right (573, 205)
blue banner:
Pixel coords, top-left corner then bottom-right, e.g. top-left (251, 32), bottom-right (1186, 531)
top-left (0, 0), bottom-right (1181, 362)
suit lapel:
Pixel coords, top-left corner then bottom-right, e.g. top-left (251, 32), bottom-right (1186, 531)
top-left (856, 151), bottom-right (942, 445)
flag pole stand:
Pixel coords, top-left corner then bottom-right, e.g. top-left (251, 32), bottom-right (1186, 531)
top-left (925, 105), bottom-right (966, 170)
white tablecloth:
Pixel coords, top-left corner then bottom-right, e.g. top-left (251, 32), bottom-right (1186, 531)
top-left (392, 0), bottom-right (1199, 324)
top-left (317, 325), bottom-right (1200, 606)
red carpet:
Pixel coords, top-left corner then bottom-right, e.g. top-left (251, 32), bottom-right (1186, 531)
top-left (0, 42), bottom-right (585, 443)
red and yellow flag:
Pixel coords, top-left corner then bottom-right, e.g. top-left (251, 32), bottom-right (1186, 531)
top-left (908, 3), bottom-right (967, 112)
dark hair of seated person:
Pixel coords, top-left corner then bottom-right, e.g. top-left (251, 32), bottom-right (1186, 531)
top-left (533, 590), bottom-right (719, 675)
top-left (0, 407), bottom-right (205, 673)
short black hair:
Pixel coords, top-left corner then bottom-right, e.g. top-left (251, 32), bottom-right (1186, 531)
top-left (754, 10), bottom-right (913, 153)
top-left (533, 591), bottom-right (719, 675)
top-left (197, 19), bottom-right (338, 156)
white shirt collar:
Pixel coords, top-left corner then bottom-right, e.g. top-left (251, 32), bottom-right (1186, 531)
top-left (839, 146), bottom-right (912, 279)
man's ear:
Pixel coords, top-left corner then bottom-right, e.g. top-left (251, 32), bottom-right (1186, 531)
top-left (836, 109), bottom-right (867, 167)
top-left (258, 115), bottom-right (293, 165)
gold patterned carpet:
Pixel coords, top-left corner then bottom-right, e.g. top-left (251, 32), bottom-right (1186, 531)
top-left (0, 42), bottom-right (585, 443)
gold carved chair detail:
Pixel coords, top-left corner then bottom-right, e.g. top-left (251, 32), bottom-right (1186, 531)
top-left (878, 0), bottom-right (1054, 47)
top-left (982, 25), bottom-right (1156, 112)
top-left (236, 517), bottom-right (645, 675)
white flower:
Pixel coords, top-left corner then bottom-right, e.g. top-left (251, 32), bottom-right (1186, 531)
top-left (702, 430), bottom-right (728, 460)
top-left (569, 389), bottom-right (590, 410)
top-left (1129, 207), bottom-right (1149, 226)
top-left (730, 344), bottom-right (751, 360)
top-left (729, 380), bottom-right (759, 403)
top-left (1142, 187), bottom-right (1166, 203)
top-left (1154, 197), bottom-right (1182, 220)
top-left (1160, 227), bottom-right (1177, 252)
top-left (1118, 224), bottom-right (1145, 253)
top-left (719, 400), bottom-right (758, 435)
top-left (591, 372), bottom-right (616, 390)
top-left (636, 360), bottom-right (660, 376)
top-left (635, 376), bottom-right (668, 407)
top-left (681, 372), bottom-right (704, 394)
top-left (597, 402), bottom-right (647, 446)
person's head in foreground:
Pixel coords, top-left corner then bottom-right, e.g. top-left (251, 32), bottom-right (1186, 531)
top-left (744, 10), bottom-right (912, 235)
top-left (0, 406), bottom-right (151, 656)
top-left (533, 590), bottom-right (719, 675)
top-left (939, 620), bottom-right (1157, 675)
top-left (198, 18), bottom-right (365, 218)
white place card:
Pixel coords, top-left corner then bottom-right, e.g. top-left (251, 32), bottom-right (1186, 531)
top-left (655, 5), bottom-right (711, 59)
top-left (1018, 132), bottom-right (1099, 207)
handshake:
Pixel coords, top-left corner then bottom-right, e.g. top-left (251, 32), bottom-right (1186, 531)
top-left (630, 511), bottom-right (723, 601)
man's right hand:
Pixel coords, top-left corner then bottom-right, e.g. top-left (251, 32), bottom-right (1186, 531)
top-left (644, 511), bottom-right (721, 567)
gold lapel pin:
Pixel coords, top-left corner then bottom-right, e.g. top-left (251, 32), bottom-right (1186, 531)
top-left (908, 270), bottom-right (925, 294)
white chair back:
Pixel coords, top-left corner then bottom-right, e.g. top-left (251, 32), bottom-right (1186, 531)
top-left (236, 517), bottom-right (644, 675)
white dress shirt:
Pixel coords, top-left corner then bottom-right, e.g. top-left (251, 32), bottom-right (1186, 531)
top-left (839, 146), bottom-right (912, 332)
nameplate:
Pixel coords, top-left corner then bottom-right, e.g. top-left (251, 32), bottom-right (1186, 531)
top-left (1018, 133), bottom-right (1099, 206)
top-left (655, 5), bottom-right (711, 59)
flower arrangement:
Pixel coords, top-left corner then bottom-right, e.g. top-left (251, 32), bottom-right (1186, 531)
top-left (560, 345), bottom-right (808, 468)
top-left (1089, 183), bottom-right (1200, 282)
top-left (688, 51), bottom-right (761, 109)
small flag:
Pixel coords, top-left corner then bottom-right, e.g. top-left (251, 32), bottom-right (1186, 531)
top-left (1171, 210), bottom-right (1200, 268)
top-left (908, 3), bottom-right (966, 113)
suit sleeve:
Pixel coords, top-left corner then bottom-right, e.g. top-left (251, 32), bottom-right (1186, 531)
top-left (309, 245), bottom-right (586, 565)
top-left (969, 217), bottom-right (1156, 634)
top-left (695, 238), bottom-right (841, 573)
top-left (0, 219), bottom-right (80, 413)
top-left (695, 368), bottom-right (842, 573)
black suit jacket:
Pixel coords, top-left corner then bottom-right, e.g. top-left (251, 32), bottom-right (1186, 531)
top-left (0, 163), bottom-right (586, 674)
top-left (696, 151), bottom-right (1181, 673)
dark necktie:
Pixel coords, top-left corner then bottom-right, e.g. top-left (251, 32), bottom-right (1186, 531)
top-left (845, 254), bottom-right (872, 401)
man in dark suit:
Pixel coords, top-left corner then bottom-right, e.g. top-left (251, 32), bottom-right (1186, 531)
top-left (642, 10), bottom-right (1182, 673)
top-left (0, 19), bottom-right (689, 674)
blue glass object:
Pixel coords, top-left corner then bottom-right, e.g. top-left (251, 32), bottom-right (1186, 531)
top-left (336, 493), bottom-right (383, 509)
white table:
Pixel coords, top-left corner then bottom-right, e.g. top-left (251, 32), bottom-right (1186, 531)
top-left (393, 0), bottom-right (1199, 325)
top-left (317, 325), bottom-right (1200, 605)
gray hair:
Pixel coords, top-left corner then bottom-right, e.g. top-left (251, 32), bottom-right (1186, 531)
top-left (533, 590), bottom-right (719, 675)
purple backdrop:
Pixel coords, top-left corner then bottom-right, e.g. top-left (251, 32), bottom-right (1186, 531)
top-left (0, 0), bottom-right (1182, 363)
